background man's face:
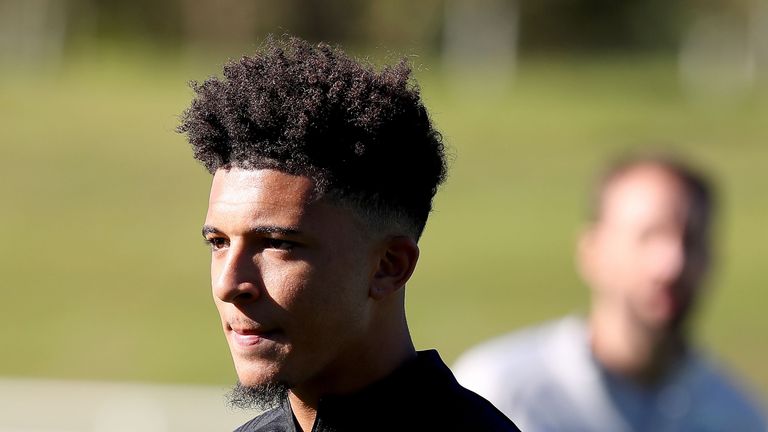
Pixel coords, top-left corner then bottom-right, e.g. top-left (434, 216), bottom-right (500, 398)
top-left (203, 168), bottom-right (376, 389)
top-left (582, 165), bottom-right (710, 332)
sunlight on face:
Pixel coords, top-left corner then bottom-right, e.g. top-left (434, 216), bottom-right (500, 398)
top-left (203, 168), bottom-right (376, 388)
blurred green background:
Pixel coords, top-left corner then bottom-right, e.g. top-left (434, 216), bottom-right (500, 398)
top-left (1, 0), bottom-right (766, 403)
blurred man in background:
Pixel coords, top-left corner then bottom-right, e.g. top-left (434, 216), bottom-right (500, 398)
top-left (178, 36), bottom-right (520, 432)
top-left (453, 156), bottom-right (767, 431)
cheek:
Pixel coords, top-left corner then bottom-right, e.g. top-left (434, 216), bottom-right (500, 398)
top-left (594, 241), bottom-right (640, 292)
top-left (290, 261), bottom-right (371, 337)
top-left (261, 261), bottom-right (312, 307)
top-left (261, 259), bottom-right (359, 318)
top-left (213, 297), bottom-right (226, 319)
top-left (262, 244), bottom-right (373, 332)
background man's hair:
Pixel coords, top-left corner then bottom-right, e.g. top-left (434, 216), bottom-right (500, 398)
top-left (178, 35), bottom-right (447, 239)
top-left (587, 153), bottom-right (716, 228)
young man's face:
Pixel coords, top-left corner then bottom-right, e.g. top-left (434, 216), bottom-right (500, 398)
top-left (203, 168), bottom-right (377, 390)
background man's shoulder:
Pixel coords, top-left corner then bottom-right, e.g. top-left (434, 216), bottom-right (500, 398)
top-left (684, 353), bottom-right (768, 431)
top-left (453, 316), bottom-right (583, 381)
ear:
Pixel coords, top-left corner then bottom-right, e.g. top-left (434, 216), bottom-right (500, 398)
top-left (370, 236), bottom-right (420, 300)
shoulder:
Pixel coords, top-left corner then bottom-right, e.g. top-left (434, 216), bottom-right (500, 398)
top-left (451, 384), bottom-right (524, 431)
top-left (403, 350), bottom-right (522, 431)
top-left (233, 407), bottom-right (287, 432)
top-left (451, 316), bottom-right (595, 429)
top-left (453, 316), bottom-right (585, 388)
top-left (683, 353), bottom-right (767, 430)
top-left (419, 375), bottom-right (522, 432)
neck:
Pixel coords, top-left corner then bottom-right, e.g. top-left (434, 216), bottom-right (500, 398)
top-left (589, 306), bottom-right (687, 386)
top-left (288, 304), bottom-right (415, 432)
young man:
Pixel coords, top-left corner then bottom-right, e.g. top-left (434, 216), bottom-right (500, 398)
top-left (453, 156), bottom-right (767, 431)
top-left (178, 36), bottom-right (520, 432)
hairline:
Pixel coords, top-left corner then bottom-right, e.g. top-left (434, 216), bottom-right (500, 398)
top-left (217, 162), bottom-right (422, 241)
top-left (588, 156), bottom-right (714, 226)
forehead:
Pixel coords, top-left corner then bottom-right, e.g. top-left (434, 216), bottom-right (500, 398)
top-left (598, 165), bottom-right (690, 229)
top-left (206, 168), bottom-right (316, 223)
top-left (209, 168), bottom-right (314, 203)
top-left (205, 168), bottom-right (372, 240)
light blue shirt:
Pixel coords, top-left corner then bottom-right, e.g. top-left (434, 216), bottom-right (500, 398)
top-left (453, 316), bottom-right (767, 432)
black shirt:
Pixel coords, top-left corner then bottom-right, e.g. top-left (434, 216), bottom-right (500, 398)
top-left (235, 349), bottom-right (521, 431)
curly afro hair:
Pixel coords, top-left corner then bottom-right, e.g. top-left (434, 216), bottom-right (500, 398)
top-left (178, 36), bottom-right (447, 239)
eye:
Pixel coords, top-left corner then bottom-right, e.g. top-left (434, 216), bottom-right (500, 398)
top-left (265, 238), bottom-right (296, 251)
top-left (204, 237), bottom-right (229, 251)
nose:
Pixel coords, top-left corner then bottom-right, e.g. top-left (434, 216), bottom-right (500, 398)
top-left (212, 244), bottom-right (262, 304)
top-left (650, 236), bottom-right (685, 285)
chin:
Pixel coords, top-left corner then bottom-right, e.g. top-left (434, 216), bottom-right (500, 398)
top-left (232, 356), bottom-right (281, 387)
top-left (635, 295), bottom-right (679, 327)
top-left (236, 370), bottom-right (277, 388)
top-left (640, 311), bottom-right (687, 335)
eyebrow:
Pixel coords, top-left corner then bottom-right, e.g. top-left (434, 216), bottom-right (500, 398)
top-left (201, 225), bottom-right (302, 238)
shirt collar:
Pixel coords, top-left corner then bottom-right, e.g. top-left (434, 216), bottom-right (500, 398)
top-left (279, 350), bottom-right (452, 431)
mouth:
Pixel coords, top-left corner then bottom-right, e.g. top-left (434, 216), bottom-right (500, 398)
top-left (643, 284), bottom-right (685, 324)
top-left (227, 323), bottom-right (281, 348)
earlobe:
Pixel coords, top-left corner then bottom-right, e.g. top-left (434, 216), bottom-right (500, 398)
top-left (370, 236), bottom-right (420, 300)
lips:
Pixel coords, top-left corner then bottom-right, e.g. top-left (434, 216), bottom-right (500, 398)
top-left (228, 322), bottom-right (279, 348)
top-left (231, 328), bottom-right (264, 346)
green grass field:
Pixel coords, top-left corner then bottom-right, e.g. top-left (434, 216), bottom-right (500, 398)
top-left (1, 51), bottom-right (766, 401)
